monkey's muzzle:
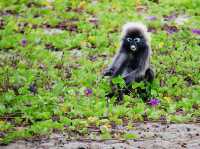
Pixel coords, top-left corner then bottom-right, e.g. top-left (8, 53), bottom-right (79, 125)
top-left (130, 45), bottom-right (136, 51)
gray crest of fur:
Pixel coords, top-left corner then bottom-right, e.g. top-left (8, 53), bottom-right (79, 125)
top-left (121, 22), bottom-right (152, 55)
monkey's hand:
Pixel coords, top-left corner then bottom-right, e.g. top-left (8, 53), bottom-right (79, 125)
top-left (102, 68), bottom-right (115, 76)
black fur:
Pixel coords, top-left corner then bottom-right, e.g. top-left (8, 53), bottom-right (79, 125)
top-left (103, 22), bottom-right (154, 102)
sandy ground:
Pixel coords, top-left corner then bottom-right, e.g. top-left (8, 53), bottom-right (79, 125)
top-left (1, 123), bottom-right (200, 149)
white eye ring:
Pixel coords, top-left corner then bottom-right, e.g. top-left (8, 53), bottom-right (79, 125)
top-left (134, 38), bottom-right (140, 43)
top-left (127, 37), bottom-right (132, 42)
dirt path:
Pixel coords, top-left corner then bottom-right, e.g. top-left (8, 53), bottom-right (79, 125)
top-left (1, 123), bottom-right (200, 149)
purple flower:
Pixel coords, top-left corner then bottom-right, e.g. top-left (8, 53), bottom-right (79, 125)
top-left (84, 88), bottom-right (92, 96)
top-left (163, 25), bottom-right (178, 34)
top-left (28, 83), bottom-right (37, 94)
top-left (148, 98), bottom-right (160, 106)
top-left (146, 16), bottom-right (157, 21)
top-left (163, 13), bottom-right (177, 21)
top-left (166, 28), bottom-right (177, 34)
top-left (192, 29), bottom-right (200, 35)
top-left (21, 38), bottom-right (27, 47)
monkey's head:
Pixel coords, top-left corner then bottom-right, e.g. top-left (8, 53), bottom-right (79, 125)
top-left (121, 22), bottom-right (150, 53)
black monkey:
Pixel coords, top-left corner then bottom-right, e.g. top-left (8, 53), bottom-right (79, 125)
top-left (103, 22), bottom-right (154, 101)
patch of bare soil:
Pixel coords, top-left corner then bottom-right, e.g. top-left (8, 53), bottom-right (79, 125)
top-left (1, 123), bottom-right (200, 149)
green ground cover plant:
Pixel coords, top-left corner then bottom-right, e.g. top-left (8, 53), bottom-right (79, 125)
top-left (0, 0), bottom-right (200, 144)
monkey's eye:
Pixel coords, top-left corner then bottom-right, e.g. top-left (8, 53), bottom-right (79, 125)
top-left (126, 37), bottom-right (133, 42)
top-left (134, 38), bottom-right (141, 43)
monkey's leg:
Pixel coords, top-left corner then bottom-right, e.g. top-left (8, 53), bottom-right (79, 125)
top-left (106, 80), bottom-right (132, 103)
top-left (145, 68), bottom-right (154, 82)
top-left (105, 92), bottom-right (115, 98)
top-left (105, 82), bottom-right (116, 99)
top-left (106, 82), bottom-right (121, 103)
top-left (106, 89), bottom-right (123, 104)
top-left (125, 68), bottom-right (154, 101)
top-left (116, 89), bottom-right (124, 103)
top-left (116, 85), bottom-right (132, 103)
top-left (137, 68), bottom-right (154, 101)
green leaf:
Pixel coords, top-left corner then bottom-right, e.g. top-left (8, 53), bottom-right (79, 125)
top-left (123, 133), bottom-right (137, 140)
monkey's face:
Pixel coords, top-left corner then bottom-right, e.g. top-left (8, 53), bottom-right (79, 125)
top-left (123, 36), bottom-right (146, 52)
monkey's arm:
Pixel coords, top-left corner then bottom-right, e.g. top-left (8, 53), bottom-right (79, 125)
top-left (123, 53), bottom-right (148, 84)
top-left (103, 51), bottom-right (128, 76)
